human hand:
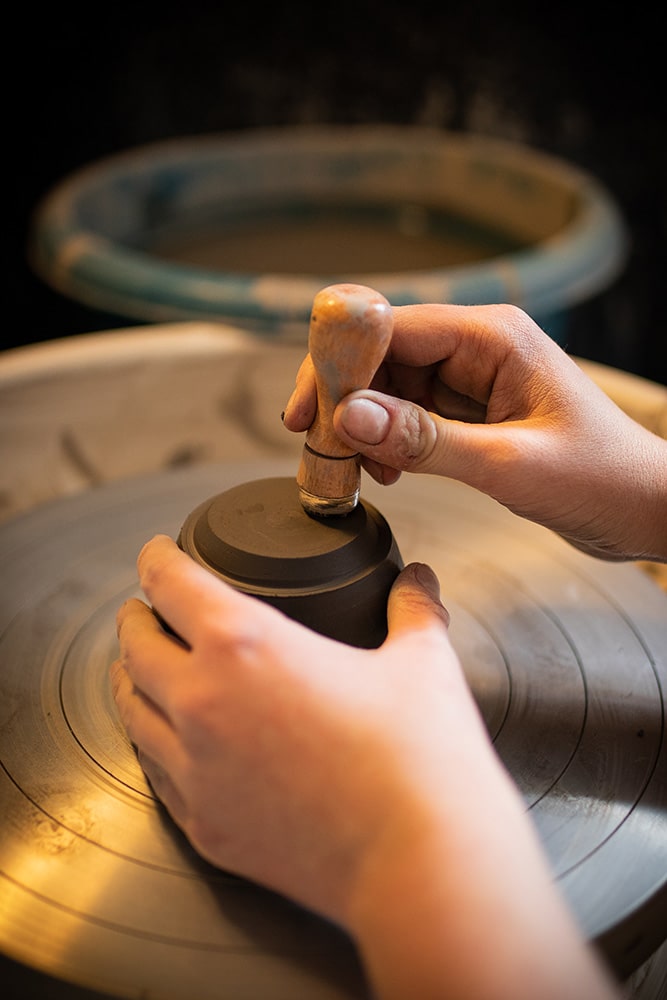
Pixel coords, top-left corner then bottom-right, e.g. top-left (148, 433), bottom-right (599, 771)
top-left (110, 534), bottom-right (619, 1000)
top-left (284, 303), bottom-right (667, 562)
top-left (110, 534), bottom-right (479, 925)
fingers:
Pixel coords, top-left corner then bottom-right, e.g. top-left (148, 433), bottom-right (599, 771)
top-left (335, 388), bottom-right (532, 498)
top-left (282, 304), bottom-right (522, 432)
top-left (135, 749), bottom-right (189, 826)
top-left (115, 594), bottom-right (190, 702)
top-left (112, 595), bottom-right (194, 818)
top-left (430, 377), bottom-right (488, 423)
top-left (390, 302), bottom-right (535, 371)
top-left (333, 390), bottom-right (487, 482)
top-left (133, 534), bottom-right (272, 651)
top-left (111, 656), bottom-right (189, 823)
top-left (389, 303), bottom-right (578, 421)
top-left (283, 302), bottom-right (563, 434)
top-left (283, 354), bottom-right (316, 431)
top-left (109, 655), bottom-right (186, 782)
top-left (386, 563), bottom-right (450, 640)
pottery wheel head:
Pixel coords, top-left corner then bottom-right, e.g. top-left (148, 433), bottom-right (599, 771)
top-left (1, 460), bottom-right (666, 998)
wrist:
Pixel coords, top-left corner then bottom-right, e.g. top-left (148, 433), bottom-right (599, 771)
top-left (636, 433), bottom-right (667, 562)
top-left (345, 769), bottom-right (617, 1000)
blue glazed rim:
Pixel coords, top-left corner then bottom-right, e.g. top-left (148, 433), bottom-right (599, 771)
top-left (28, 126), bottom-right (629, 341)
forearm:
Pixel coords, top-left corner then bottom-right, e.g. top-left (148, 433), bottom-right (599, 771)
top-left (347, 775), bottom-right (619, 1000)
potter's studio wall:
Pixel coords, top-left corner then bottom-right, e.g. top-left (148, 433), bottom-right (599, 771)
top-left (10, 2), bottom-right (666, 385)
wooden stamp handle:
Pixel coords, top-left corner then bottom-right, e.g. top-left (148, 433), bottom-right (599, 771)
top-left (297, 283), bottom-right (393, 516)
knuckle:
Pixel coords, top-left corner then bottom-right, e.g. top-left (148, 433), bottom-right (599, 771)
top-left (380, 403), bottom-right (437, 471)
top-left (398, 405), bottom-right (440, 471)
top-left (195, 608), bottom-right (267, 674)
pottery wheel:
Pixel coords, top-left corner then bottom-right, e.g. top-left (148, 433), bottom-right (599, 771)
top-left (1, 457), bottom-right (666, 999)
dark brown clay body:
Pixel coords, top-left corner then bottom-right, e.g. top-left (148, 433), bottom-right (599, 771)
top-left (177, 476), bottom-right (403, 648)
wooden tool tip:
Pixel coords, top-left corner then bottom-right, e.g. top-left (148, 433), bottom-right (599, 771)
top-left (297, 284), bottom-right (393, 516)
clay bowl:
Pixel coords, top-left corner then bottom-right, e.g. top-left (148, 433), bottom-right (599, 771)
top-left (178, 475), bottom-right (404, 648)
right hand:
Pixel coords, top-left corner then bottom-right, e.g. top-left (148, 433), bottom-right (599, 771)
top-left (283, 303), bottom-right (667, 563)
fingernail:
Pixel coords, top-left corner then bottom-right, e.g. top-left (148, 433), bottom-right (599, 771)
top-left (413, 562), bottom-right (440, 598)
top-left (339, 398), bottom-right (390, 445)
top-left (413, 563), bottom-right (450, 626)
top-left (283, 389), bottom-right (297, 420)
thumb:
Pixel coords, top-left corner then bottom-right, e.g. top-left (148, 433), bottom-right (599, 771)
top-left (334, 390), bottom-right (484, 482)
top-left (385, 563), bottom-right (450, 640)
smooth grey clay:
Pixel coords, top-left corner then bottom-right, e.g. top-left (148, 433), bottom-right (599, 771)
top-left (178, 476), bottom-right (404, 648)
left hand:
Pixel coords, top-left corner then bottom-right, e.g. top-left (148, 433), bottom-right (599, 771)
top-left (110, 534), bottom-right (485, 927)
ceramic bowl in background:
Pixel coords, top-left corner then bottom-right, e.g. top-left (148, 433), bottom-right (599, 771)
top-left (28, 125), bottom-right (628, 343)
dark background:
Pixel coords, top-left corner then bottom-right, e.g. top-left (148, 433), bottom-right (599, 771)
top-left (9, 1), bottom-right (666, 384)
